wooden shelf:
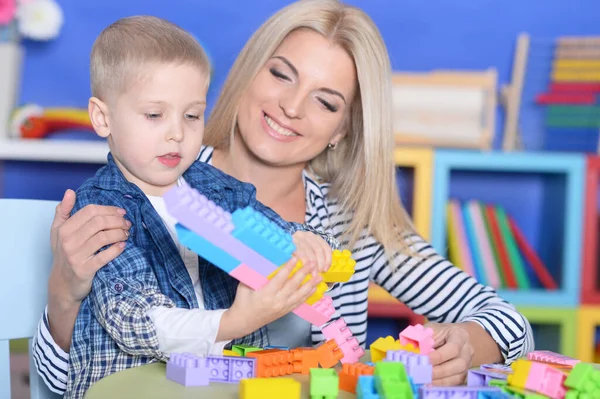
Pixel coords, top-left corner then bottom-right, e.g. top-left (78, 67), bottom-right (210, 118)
top-left (0, 139), bottom-right (109, 163)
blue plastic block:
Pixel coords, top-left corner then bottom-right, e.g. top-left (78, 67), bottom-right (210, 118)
top-left (356, 376), bottom-right (380, 399)
top-left (265, 345), bottom-right (289, 350)
top-left (176, 224), bottom-right (240, 273)
top-left (231, 207), bottom-right (296, 269)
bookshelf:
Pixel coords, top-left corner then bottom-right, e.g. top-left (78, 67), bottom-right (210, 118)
top-left (518, 307), bottom-right (577, 357)
top-left (582, 156), bottom-right (600, 304)
top-left (0, 139), bottom-right (109, 163)
top-left (367, 147), bottom-right (432, 321)
top-left (577, 306), bottom-right (600, 362)
top-left (431, 150), bottom-right (585, 307)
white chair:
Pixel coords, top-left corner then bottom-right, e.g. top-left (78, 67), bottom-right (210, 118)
top-left (0, 198), bottom-right (61, 398)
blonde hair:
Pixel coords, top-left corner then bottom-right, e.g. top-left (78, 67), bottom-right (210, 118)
top-left (205, 0), bottom-right (415, 258)
top-left (90, 15), bottom-right (210, 101)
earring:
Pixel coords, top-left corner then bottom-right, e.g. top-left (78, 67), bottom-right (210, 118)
top-left (328, 142), bottom-right (337, 150)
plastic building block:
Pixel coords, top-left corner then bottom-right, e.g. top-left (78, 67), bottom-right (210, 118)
top-left (223, 349), bottom-right (240, 357)
top-left (502, 385), bottom-right (548, 399)
top-left (339, 363), bottom-right (374, 393)
top-left (205, 355), bottom-right (256, 383)
top-left (175, 224), bottom-right (239, 272)
top-left (399, 324), bottom-right (435, 355)
top-left (239, 377), bottom-right (301, 399)
top-left (247, 349), bottom-right (294, 378)
top-left (356, 375), bottom-right (380, 399)
top-left (290, 348), bottom-right (320, 375)
top-left (309, 295), bottom-right (336, 323)
top-left (481, 363), bottom-right (514, 375)
top-left (527, 350), bottom-right (580, 367)
top-left (310, 368), bottom-right (339, 398)
top-left (321, 249), bottom-right (356, 283)
top-left (386, 350), bottom-right (432, 384)
top-left (232, 344), bottom-right (262, 356)
top-left (369, 336), bottom-right (401, 362)
top-left (564, 362), bottom-right (600, 396)
top-left (163, 183), bottom-right (278, 276)
top-left (507, 359), bottom-right (567, 399)
top-left (420, 386), bottom-right (504, 399)
top-left (316, 339), bottom-right (344, 368)
top-left (398, 343), bottom-right (419, 354)
top-left (267, 260), bottom-right (328, 305)
top-left (374, 362), bottom-right (412, 399)
top-left (321, 318), bottom-right (365, 364)
top-left (166, 353), bottom-right (209, 386)
top-left (507, 359), bottom-right (533, 389)
top-left (265, 345), bottom-right (289, 350)
top-left (467, 369), bottom-right (507, 387)
top-left (231, 207), bottom-right (296, 268)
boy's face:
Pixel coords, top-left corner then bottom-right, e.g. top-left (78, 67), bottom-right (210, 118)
top-left (90, 62), bottom-right (208, 196)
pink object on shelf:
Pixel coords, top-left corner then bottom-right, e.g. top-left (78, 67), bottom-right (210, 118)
top-left (166, 353), bottom-right (209, 386)
top-left (527, 350), bottom-right (580, 367)
top-left (321, 318), bottom-right (364, 364)
top-left (399, 324), bottom-right (434, 355)
top-left (0, 0), bottom-right (16, 25)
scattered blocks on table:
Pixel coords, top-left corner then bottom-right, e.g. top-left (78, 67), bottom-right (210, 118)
top-left (239, 377), bottom-right (300, 399)
top-left (166, 353), bottom-right (209, 387)
top-left (290, 348), bottom-right (319, 375)
top-left (321, 318), bottom-right (364, 364)
top-left (467, 369), bottom-right (507, 387)
top-left (247, 349), bottom-right (294, 378)
top-left (369, 336), bottom-right (401, 363)
top-left (339, 363), bottom-right (374, 393)
top-left (316, 339), bottom-right (344, 368)
top-left (310, 368), bottom-right (339, 399)
top-left (527, 350), bottom-right (580, 367)
top-left (399, 324), bottom-right (435, 355)
top-left (231, 207), bottom-right (296, 268)
top-left (321, 249), bottom-right (356, 283)
top-left (385, 350), bottom-right (432, 385)
top-left (232, 344), bottom-right (262, 357)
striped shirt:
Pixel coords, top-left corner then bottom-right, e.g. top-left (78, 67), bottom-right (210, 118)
top-left (32, 146), bottom-right (534, 394)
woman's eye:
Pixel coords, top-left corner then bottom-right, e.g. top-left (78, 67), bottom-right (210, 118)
top-left (318, 98), bottom-right (338, 112)
top-left (270, 67), bottom-right (290, 81)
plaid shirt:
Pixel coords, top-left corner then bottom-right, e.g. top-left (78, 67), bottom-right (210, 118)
top-left (65, 153), bottom-right (334, 399)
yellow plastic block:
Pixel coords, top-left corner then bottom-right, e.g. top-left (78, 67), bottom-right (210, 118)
top-left (267, 260), bottom-right (328, 305)
top-left (322, 249), bottom-right (356, 283)
top-left (223, 349), bottom-right (240, 357)
top-left (369, 336), bottom-right (401, 362)
top-left (398, 343), bottom-right (419, 354)
top-left (239, 377), bottom-right (301, 399)
top-left (506, 359), bottom-right (532, 389)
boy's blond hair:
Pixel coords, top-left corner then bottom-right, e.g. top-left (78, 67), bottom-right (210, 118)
top-left (90, 15), bottom-right (210, 101)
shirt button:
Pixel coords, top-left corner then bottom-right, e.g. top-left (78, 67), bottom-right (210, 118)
top-left (114, 283), bottom-right (124, 293)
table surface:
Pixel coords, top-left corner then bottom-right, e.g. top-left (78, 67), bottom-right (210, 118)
top-left (84, 353), bottom-right (370, 399)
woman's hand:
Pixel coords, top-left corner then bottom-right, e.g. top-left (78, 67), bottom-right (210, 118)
top-left (425, 322), bottom-right (475, 386)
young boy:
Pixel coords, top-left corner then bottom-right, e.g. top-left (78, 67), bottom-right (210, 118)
top-left (66, 16), bottom-right (335, 398)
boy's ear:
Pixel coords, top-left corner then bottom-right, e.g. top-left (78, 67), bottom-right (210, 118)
top-left (88, 97), bottom-right (111, 138)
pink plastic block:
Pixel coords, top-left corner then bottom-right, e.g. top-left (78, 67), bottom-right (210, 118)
top-left (163, 183), bottom-right (278, 276)
top-left (527, 350), bottom-right (580, 367)
top-left (399, 324), bottom-right (434, 355)
top-left (525, 362), bottom-right (567, 399)
top-left (229, 264), bottom-right (268, 290)
top-left (386, 350), bottom-right (432, 384)
top-left (321, 318), bottom-right (365, 364)
top-left (166, 353), bottom-right (209, 386)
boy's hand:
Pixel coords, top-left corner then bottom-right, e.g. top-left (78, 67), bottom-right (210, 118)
top-left (217, 256), bottom-right (322, 341)
top-left (292, 231), bottom-right (332, 273)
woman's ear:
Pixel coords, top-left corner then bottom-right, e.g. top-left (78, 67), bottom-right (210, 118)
top-left (88, 97), bottom-right (111, 138)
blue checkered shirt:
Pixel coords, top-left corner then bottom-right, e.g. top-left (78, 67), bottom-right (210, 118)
top-left (65, 153), bottom-right (337, 399)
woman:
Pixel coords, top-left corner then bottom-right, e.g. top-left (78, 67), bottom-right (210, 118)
top-left (34, 0), bottom-right (533, 392)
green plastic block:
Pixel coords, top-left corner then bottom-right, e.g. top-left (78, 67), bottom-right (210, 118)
top-left (309, 368), bottom-right (338, 397)
top-left (374, 361), bottom-right (407, 380)
top-left (565, 363), bottom-right (600, 394)
top-left (231, 344), bottom-right (262, 356)
top-left (375, 377), bottom-right (413, 399)
top-left (504, 385), bottom-right (547, 399)
top-left (489, 379), bottom-right (507, 388)
top-left (565, 391), bottom-right (580, 399)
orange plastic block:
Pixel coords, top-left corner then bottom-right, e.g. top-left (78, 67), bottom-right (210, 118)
top-left (369, 336), bottom-right (401, 362)
top-left (247, 349), bottom-right (294, 378)
top-left (267, 260), bottom-right (328, 305)
top-left (240, 377), bottom-right (301, 399)
top-left (290, 348), bottom-right (320, 375)
top-left (339, 363), bottom-right (375, 393)
top-left (322, 249), bottom-right (356, 283)
top-left (316, 339), bottom-right (344, 368)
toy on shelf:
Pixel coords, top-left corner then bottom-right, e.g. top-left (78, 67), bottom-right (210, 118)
top-left (9, 104), bottom-right (94, 139)
top-left (447, 198), bottom-right (558, 290)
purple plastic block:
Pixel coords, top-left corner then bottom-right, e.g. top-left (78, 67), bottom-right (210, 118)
top-left (385, 350), bottom-right (432, 384)
top-left (163, 183), bottom-right (279, 276)
top-left (205, 355), bottom-right (256, 383)
top-left (166, 353), bottom-right (209, 386)
top-left (467, 369), bottom-right (507, 387)
top-left (420, 386), bottom-right (502, 399)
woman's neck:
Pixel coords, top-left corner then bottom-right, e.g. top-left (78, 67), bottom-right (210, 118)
top-left (211, 144), bottom-right (307, 221)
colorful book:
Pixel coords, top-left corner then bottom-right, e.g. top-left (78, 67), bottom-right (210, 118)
top-left (467, 201), bottom-right (500, 288)
top-left (484, 205), bottom-right (518, 289)
top-left (495, 207), bottom-right (530, 289)
top-left (462, 202), bottom-right (487, 285)
top-left (447, 200), bottom-right (476, 277)
top-left (481, 202), bottom-right (506, 288)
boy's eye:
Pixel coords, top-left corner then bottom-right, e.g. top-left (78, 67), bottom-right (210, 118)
top-left (145, 113), bottom-right (161, 119)
top-left (185, 114), bottom-right (201, 120)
